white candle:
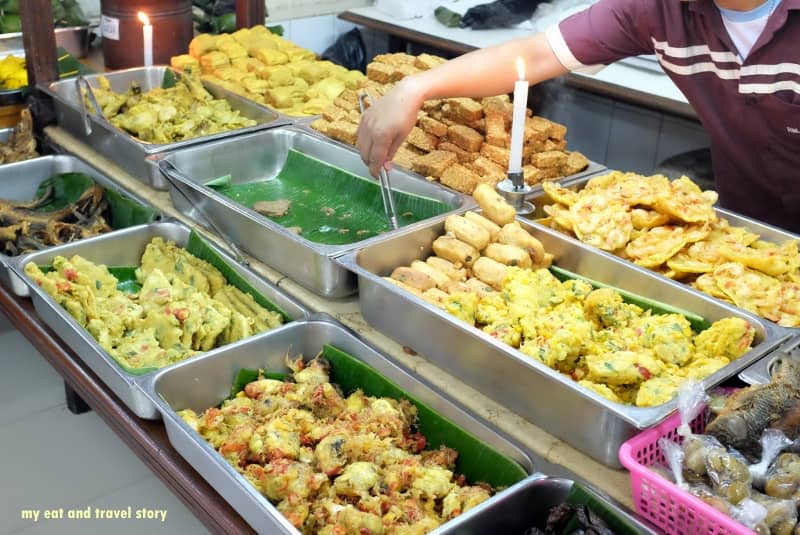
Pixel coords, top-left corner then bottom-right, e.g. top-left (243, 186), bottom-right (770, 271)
top-left (508, 57), bottom-right (529, 175)
top-left (138, 12), bottom-right (153, 67)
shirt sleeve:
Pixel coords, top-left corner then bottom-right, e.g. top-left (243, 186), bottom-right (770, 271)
top-left (545, 0), bottom-right (655, 72)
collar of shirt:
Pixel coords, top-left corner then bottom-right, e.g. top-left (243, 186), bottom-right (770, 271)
top-left (715, 0), bottom-right (780, 22)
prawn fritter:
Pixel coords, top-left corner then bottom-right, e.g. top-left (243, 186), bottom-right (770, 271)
top-left (542, 180), bottom-right (579, 206)
top-left (542, 202), bottom-right (576, 233)
top-left (654, 176), bottom-right (717, 224)
top-left (570, 193), bottom-right (633, 251)
top-left (694, 317), bottom-right (755, 360)
top-left (442, 485), bottom-right (492, 519)
top-left (693, 272), bottom-right (731, 301)
top-left (719, 239), bottom-right (799, 277)
top-left (631, 208), bottom-right (670, 230)
top-left (635, 375), bottom-right (683, 407)
top-left (611, 173), bottom-right (669, 206)
top-left (583, 288), bottom-right (641, 328)
top-left (333, 462), bottom-right (381, 497)
top-left (667, 248), bottom-right (716, 274)
top-left (712, 262), bottom-right (782, 320)
top-left (625, 225), bottom-right (689, 268)
top-left (638, 313), bottom-right (695, 366)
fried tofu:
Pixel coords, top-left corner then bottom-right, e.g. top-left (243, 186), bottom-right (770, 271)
top-left (392, 64), bottom-right (420, 81)
top-left (529, 150), bottom-right (568, 169)
top-left (393, 144), bottom-right (423, 169)
top-left (445, 98), bottom-right (484, 122)
top-left (322, 106), bottom-right (349, 122)
top-left (422, 99), bottom-right (443, 112)
top-left (418, 115), bottom-right (448, 138)
top-left (310, 118), bottom-right (331, 135)
top-left (549, 121), bottom-right (567, 140)
top-left (442, 108), bottom-right (485, 131)
top-left (366, 62), bottom-right (394, 84)
top-left (525, 116), bottom-right (552, 141)
top-left (468, 156), bottom-right (507, 185)
top-left (485, 113), bottom-right (509, 147)
top-left (407, 126), bottom-right (439, 152)
top-left (374, 52), bottom-right (417, 66)
top-left (415, 53), bottom-right (446, 70)
top-left (446, 124), bottom-right (484, 153)
top-left (411, 150), bottom-right (458, 178)
top-left (562, 151), bottom-right (590, 176)
top-left (328, 121), bottom-right (359, 145)
top-left (480, 143), bottom-right (510, 168)
top-left (523, 165), bottom-right (546, 185)
top-left (440, 163), bottom-right (482, 194)
top-left (438, 142), bottom-right (480, 164)
top-left (544, 139), bottom-right (568, 152)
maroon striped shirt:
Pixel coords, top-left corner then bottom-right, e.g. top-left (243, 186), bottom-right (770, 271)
top-left (546, 0), bottom-right (800, 233)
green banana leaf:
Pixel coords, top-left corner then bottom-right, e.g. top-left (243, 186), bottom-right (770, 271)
top-left (32, 172), bottom-right (158, 229)
top-left (549, 265), bottom-right (711, 332)
top-left (228, 343), bottom-right (528, 489)
top-left (207, 149), bottom-right (452, 246)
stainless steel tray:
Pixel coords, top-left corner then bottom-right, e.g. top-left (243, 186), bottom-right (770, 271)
top-left (338, 215), bottom-right (788, 467)
top-left (0, 154), bottom-right (158, 297)
top-left (739, 335), bottom-right (800, 385)
top-left (438, 475), bottom-right (657, 534)
top-left (0, 26), bottom-right (91, 58)
top-left (147, 125), bottom-right (476, 298)
top-left (10, 221), bottom-right (309, 419)
top-left (142, 314), bottom-right (545, 534)
top-left (526, 174), bottom-right (800, 330)
top-left (39, 66), bottom-right (291, 187)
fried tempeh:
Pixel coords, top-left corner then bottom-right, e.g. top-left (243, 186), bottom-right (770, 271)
top-left (410, 260), bottom-right (451, 288)
top-left (472, 256), bottom-right (508, 290)
top-left (464, 211), bottom-right (502, 241)
top-left (473, 183), bottom-right (517, 226)
top-left (498, 222), bottom-right (546, 266)
top-left (390, 266), bottom-right (436, 291)
top-left (426, 256), bottom-right (467, 281)
top-left (484, 243), bottom-right (532, 268)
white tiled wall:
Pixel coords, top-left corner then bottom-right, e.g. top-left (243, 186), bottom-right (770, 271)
top-left (269, 15), bottom-right (358, 55)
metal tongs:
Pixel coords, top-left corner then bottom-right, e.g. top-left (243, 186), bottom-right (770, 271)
top-left (358, 92), bottom-right (399, 230)
top-left (76, 75), bottom-right (104, 136)
top-left (158, 159), bottom-right (250, 266)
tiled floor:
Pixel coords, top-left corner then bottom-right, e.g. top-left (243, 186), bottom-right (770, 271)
top-left (0, 312), bottom-right (209, 535)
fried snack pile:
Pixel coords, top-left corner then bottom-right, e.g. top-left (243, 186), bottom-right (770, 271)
top-left (179, 355), bottom-right (493, 534)
top-left (87, 70), bottom-right (256, 143)
top-left (24, 237), bottom-right (283, 369)
top-left (540, 172), bottom-right (800, 327)
top-left (386, 184), bottom-right (755, 407)
top-left (311, 52), bottom-right (589, 194)
top-left (172, 25), bottom-right (366, 116)
top-left (0, 108), bottom-right (38, 164)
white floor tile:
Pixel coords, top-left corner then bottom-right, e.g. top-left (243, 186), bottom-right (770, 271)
top-left (0, 330), bottom-right (65, 426)
top-left (12, 477), bottom-right (209, 535)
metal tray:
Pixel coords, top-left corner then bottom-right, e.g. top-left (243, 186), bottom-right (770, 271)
top-left (526, 174), bottom-right (800, 330)
top-left (0, 154), bottom-right (158, 297)
top-left (142, 314), bottom-right (546, 534)
top-left (0, 26), bottom-right (91, 58)
top-left (39, 66), bottom-right (291, 187)
top-left (147, 125), bottom-right (475, 298)
top-left (439, 475), bottom-right (656, 534)
top-left (739, 335), bottom-right (800, 385)
top-left (10, 221), bottom-right (309, 419)
top-left (338, 215), bottom-right (788, 467)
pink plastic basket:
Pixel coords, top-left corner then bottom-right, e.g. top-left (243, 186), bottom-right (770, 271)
top-left (618, 407), bottom-right (755, 535)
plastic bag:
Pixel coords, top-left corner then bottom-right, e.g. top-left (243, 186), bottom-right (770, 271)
top-left (321, 28), bottom-right (367, 72)
top-left (677, 380), bottom-right (709, 438)
top-left (460, 0), bottom-right (550, 29)
top-left (750, 429), bottom-right (792, 490)
top-left (659, 437), bottom-right (687, 489)
top-left (731, 498), bottom-right (769, 531)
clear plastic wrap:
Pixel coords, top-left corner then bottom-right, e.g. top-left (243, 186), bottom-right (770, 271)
top-left (750, 429), bottom-right (792, 490)
top-left (677, 380), bottom-right (709, 438)
top-left (659, 436), bottom-right (686, 489)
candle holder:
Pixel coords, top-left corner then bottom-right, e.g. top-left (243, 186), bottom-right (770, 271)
top-left (496, 172), bottom-right (535, 215)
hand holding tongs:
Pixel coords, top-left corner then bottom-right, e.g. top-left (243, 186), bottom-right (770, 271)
top-left (76, 75), bottom-right (104, 136)
top-left (159, 159), bottom-right (250, 266)
top-left (358, 92), bottom-right (399, 230)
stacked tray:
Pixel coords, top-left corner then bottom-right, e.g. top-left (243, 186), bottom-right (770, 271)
top-left (11, 221), bottom-right (309, 418)
top-left (39, 66), bottom-right (292, 187)
top-left (338, 213), bottom-right (789, 467)
top-left (0, 154), bottom-right (159, 295)
top-left (142, 313), bottom-right (654, 534)
top-left (147, 125), bottom-right (475, 297)
top-left (739, 334), bottom-right (800, 385)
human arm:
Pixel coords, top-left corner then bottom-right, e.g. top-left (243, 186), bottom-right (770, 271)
top-left (356, 32), bottom-right (567, 177)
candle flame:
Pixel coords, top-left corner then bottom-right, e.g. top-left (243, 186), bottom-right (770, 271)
top-left (138, 11), bottom-right (150, 26)
top-left (516, 57), bottom-right (525, 80)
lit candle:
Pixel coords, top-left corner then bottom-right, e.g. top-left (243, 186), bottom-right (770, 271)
top-left (508, 57), bottom-right (529, 175)
top-left (138, 12), bottom-right (153, 67)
